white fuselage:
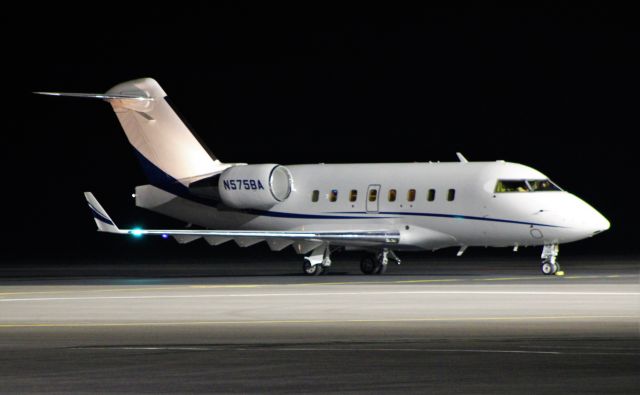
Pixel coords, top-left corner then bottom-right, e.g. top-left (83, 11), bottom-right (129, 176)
top-left (136, 161), bottom-right (610, 252)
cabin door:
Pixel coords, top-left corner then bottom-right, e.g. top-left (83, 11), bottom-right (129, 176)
top-left (366, 184), bottom-right (380, 213)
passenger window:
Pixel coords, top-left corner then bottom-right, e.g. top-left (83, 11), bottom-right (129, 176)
top-left (349, 189), bottom-right (358, 202)
top-left (368, 189), bottom-right (378, 202)
top-left (388, 189), bottom-right (397, 202)
top-left (447, 189), bottom-right (455, 201)
top-left (311, 190), bottom-right (319, 202)
top-left (407, 189), bottom-right (416, 202)
top-left (427, 189), bottom-right (435, 202)
top-left (329, 189), bottom-right (338, 202)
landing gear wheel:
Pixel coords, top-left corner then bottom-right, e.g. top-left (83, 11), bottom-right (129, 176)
top-left (375, 262), bottom-right (387, 275)
top-left (303, 261), bottom-right (323, 276)
top-left (361, 253), bottom-right (388, 275)
top-left (541, 260), bottom-right (558, 275)
top-left (360, 255), bottom-right (377, 275)
top-left (540, 244), bottom-right (563, 276)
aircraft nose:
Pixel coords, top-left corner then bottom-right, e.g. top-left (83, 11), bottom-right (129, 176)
top-left (576, 201), bottom-right (610, 237)
top-left (544, 194), bottom-right (610, 242)
top-left (588, 209), bottom-right (610, 235)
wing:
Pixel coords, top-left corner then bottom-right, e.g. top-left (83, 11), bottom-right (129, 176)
top-left (84, 192), bottom-right (400, 249)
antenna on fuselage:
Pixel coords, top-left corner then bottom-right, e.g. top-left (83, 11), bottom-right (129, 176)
top-left (456, 152), bottom-right (469, 163)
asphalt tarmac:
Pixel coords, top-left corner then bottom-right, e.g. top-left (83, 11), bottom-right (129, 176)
top-left (0, 257), bottom-right (638, 394)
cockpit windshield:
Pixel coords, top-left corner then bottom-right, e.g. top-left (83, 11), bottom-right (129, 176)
top-left (495, 179), bottom-right (561, 193)
top-left (527, 179), bottom-right (561, 192)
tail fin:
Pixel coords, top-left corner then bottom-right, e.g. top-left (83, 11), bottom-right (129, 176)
top-left (38, 78), bottom-right (228, 186)
top-left (106, 78), bottom-right (227, 184)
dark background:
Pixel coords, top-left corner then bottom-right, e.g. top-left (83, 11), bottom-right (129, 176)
top-left (3, 3), bottom-right (638, 261)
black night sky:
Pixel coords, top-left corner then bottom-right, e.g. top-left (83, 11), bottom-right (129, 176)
top-left (3, 3), bottom-right (639, 260)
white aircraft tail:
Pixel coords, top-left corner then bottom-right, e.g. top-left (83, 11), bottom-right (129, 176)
top-left (37, 78), bottom-right (229, 187)
top-left (106, 78), bottom-right (228, 184)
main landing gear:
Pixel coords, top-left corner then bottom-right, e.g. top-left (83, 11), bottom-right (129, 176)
top-left (303, 245), bottom-right (332, 275)
top-left (541, 244), bottom-right (564, 276)
top-left (302, 247), bottom-right (401, 276)
top-left (360, 249), bottom-right (401, 275)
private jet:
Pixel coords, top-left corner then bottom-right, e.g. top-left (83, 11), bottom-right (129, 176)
top-left (36, 78), bottom-right (610, 276)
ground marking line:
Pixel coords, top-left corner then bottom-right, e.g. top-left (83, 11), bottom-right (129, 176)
top-left (1, 290), bottom-right (639, 302)
top-left (0, 315), bottom-right (636, 328)
top-left (0, 274), bottom-right (635, 297)
top-left (72, 346), bottom-right (562, 355)
top-left (475, 274), bottom-right (628, 281)
top-left (69, 346), bottom-right (640, 356)
top-left (0, 284), bottom-right (261, 296)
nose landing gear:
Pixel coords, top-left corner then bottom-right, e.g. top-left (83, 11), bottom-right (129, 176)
top-left (541, 244), bottom-right (564, 276)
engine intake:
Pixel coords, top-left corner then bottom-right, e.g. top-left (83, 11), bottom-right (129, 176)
top-left (219, 164), bottom-right (292, 210)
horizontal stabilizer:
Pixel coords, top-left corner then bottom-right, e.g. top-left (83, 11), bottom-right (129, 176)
top-left (34, 92), bottom-right (153, 101)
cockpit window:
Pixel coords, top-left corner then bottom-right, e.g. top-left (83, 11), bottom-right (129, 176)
top-left (495, 179), bottom-right (561, 193)
top-left (495, 180), bottom-right (529, 193)
top-left (527, 179), bottom-right (561, 192)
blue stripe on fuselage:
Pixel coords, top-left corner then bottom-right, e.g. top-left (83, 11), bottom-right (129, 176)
top-left (130, 149), bottom-right (560, 227)
top-left (381, 211), bottom-right (561, 228)
top-left (327, 211), bottom-right (561, 228)
top-left (243, 209), bottom-right (397, 220)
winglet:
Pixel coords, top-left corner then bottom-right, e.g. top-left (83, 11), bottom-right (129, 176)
top-left (84, 192), bottom-right (120, 233)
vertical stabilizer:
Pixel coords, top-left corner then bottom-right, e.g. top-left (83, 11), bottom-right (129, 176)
top-left (105, 78), bottom-right (228, 185)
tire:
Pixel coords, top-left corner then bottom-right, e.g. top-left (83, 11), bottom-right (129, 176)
top-left (303, 261), bottom-right (322, 276)
top-left (360, 255), bottom-right (377, 275)
top-left (541, 261), bottom-right (558, 275)
top-left (375, 262), bottom-right (387, 275)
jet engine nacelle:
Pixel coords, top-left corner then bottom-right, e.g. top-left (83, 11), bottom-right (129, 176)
top-left (218, 164), bottom-right (293, 210)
